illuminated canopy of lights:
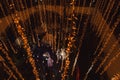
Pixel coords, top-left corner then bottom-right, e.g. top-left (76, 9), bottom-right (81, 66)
top-left (0, 0), bottom-right (119, 80)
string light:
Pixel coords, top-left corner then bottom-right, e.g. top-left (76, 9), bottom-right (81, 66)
top-left (3, 62), bottom-right (17, 80)
top-left (93, 15), bottom-right (120, 63)
top-left (0, 55), bottom-right (17, 80)
top-left (92, 0), bottom-right (104, 31)
top-left (84, 2), bottom-right (120, 80)
top-left (71, 0), bottom-right (92, 76)
top-left (0, 0), bottom-right (119, 80)
top-left (93, 4), bottom-right (119, 56)
top-left (8, 39), bottom-right (17, 54)
top-left (61, 0), bottom-right (77, 80)
top-left (111, 72), bottom-right (120, 80)
top-left (100, 50), bottom-right (120, 75)
top-left (97, 2), bottom-right (118, 37)
top-left (96, 0), bottom-right (115, 36)
top-left (13, 14), bottom-right (40, 80)
top-left (0, 42), bottom-right (24, 80)
top-left (95, 40), bottom-right (118, 73)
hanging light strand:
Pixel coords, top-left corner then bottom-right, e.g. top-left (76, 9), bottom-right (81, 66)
top-left (95, 40), bottom-right (118, 73)
top-left (93, 15), bottom-right (120, 60)
top-left (98, 3), bottom-right (119, 38)
top-left (93, 15), bottom-right (120, 67)
top-left (84, 13), bottom-right (120, 80)
top-left (61, 0), bottom-right (78, 80)
top-left (13, 14), bottom-right (40, 80)
top-left (3, 62), bottom-right (17, 80)
top-left (92, 0), bottom-right (104, 31)
top-left (71, 0), bottom-right (92, 76)
top-left (111, 72), bottom-right (120, 80)
top-left (96, 0), bottom-right (115, 36)
top-left (0, 42), bottom-right (24, 80)
top-left (93, 4), bottom-right (119, 56)
top-left (0, 55), bottom-right (17, 80)
top-left (100, 49), bottom-right (120, 75)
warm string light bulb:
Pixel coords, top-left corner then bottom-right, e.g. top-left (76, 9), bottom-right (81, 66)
top-left (0, 42), bottom-right (24, 80)
top-left (13, 14), bottom-right (40, 80)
